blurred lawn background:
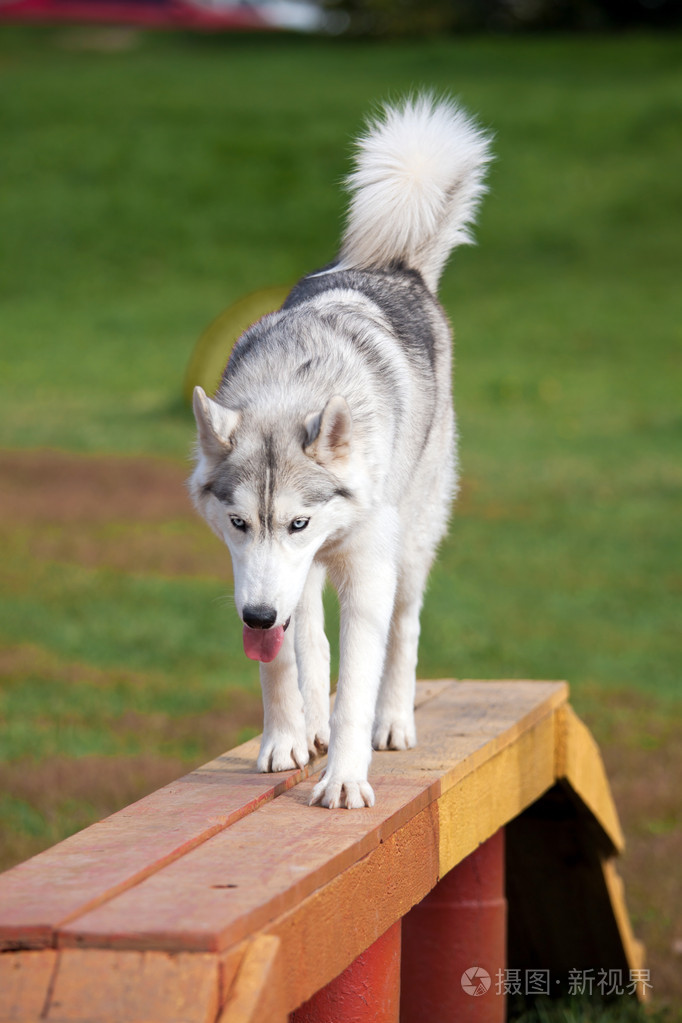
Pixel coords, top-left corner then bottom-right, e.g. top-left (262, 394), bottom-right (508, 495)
top-left (0, 24), bottom-right (680, 1009)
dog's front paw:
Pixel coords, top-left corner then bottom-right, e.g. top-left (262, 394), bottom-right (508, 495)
top-left (372, 715), bottom-right (417, 751)
top-left (310, 773), bottom-right (375, 809)
top-left (257, 732), bottom-right (309, 773)
top-left (307, 722), bottom-right (330, 759)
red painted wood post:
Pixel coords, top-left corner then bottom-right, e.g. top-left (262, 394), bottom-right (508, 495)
top-left (400, 828), bottom-right (506, 1023)
top-left (290, 919), bottom-right (402, 1023)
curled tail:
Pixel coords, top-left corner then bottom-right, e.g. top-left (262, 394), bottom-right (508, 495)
top-left (339, 94), bottom-right (492, 293)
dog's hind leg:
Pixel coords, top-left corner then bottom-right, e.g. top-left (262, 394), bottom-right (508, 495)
top-left (372, 560), bottom-right (429, 752)
top-left (257, 622), bottom-right (309, 773)
top-left (294, 560), bottom-right (331, 758)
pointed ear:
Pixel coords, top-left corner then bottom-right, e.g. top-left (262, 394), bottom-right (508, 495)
top-left (193, 386), bottom-right (239, 457)
top-left (304, 395), bottom-right (352, 466)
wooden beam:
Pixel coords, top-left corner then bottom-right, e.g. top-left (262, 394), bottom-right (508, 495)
top-left (45, 950), bottom-right (220, 1023)
top-left (438, 710), bottom-right (556, 876)
top-left (0, 950), bottom-right (57, 1021)
top-left (217, 935), bottom-right (287, 1023)
top-left (0, 680), bottom-right (644, 1019)
top-left (0, 679), bottom-right (451, 952)
top-left (555, 704), bottom-right (624, 853)
top-left (57, 683), bottom-right (566, 955)
top-left (0, 737), bottom-right (308, 950)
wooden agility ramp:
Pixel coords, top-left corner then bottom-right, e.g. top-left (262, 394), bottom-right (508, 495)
top-left (0, 680), bottom-right (645, 1021)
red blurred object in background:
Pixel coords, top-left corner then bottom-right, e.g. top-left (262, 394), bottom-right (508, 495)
top-left (0, 0), bottom-right (329, 33)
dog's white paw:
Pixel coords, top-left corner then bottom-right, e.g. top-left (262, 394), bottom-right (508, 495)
top-left (372, 716), bottom-right (417, 751)
top-left (257, 732), bottom-right (310, 774)
top-left (307, 722), bottom-right (330, 758)
top-left (310, 774), bottom-right (375, 809)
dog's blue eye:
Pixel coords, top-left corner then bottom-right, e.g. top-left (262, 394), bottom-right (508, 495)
top-left (290, 517), bottom-right (309, 533)
top-left (230, 516), bottom-right (247, 532)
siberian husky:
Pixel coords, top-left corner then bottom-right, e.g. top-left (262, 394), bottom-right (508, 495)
top-left (189, 95), bottom-right (491, 808)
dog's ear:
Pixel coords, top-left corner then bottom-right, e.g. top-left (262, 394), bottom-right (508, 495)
top-left (304, 395), bottom-right (352, 466)
top-left (193, 386), bottom-right (240, 457)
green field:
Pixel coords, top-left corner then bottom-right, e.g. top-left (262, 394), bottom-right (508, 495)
top-left (0, 26), bottom-right (680, 1011)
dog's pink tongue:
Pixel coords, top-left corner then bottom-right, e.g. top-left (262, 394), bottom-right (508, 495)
top-left (243, 624), bottom-right (285, 663)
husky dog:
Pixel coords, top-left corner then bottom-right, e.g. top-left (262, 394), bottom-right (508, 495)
top-left (190, 95), bottom-right (491, 809)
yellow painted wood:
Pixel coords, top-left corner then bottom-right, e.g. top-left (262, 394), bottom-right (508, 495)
top-left (438, 710), bottom-right (557, 876)
top-left (217, 935), bottom-right (287, 1023)
top-left (602, 859), bottom-right (647, 983)
top-left (555, 704), bottom-right (625, 852)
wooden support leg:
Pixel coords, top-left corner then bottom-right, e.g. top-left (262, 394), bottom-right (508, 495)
top-left (401, 828), bottom-right (506, 1023)
top-left (290, 919), bottom-right (401, 1023)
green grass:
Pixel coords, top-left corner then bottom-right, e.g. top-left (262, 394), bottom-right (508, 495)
top-left (0, 26), bottom-right (679, 697)
top-left (0, 23), bottom-right (681, 886)
top-left (508, 995), bottom-right (671, 1023)
top-left (0, 26), bottom-right (680, 1012)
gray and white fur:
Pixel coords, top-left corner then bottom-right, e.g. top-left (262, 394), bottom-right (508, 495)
top-left (189, 94), bottom-right (492, 809)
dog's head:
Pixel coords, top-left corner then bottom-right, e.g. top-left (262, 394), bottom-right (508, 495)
top-left (189, 386), bottom-right (357, 662)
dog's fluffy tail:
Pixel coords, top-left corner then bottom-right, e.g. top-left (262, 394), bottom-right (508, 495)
top-left (339, 94), bottom-right (492, 292)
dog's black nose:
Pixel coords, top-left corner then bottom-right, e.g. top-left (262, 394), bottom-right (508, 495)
top-left (242, 605), bottom-right (277, 630)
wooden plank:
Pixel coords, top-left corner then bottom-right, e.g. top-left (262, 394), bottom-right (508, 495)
top-left (555, 704), bottom-right (625, 852)
top-left (397, 680), bottom-right (567, 783)
top-left (57, 775), bottom-right (436, 953)
top-left (266, 803), bottom-right (440, 1014)
top-left (218, 936), bottom-right (287, 1023)
top-left (0, 950), bottom-right (57, 1020)
top-left (0, 678), bottom-right (448, 952)
top-left (438, 710), bottom-right (557, 876)
top-left (375, 680), bottom-right (567, 876)
top-left (0, 681), bottom-right (641, 1020)
top-left (58, 682), bottom-right (566, 954)
top-left (0, 738), bottom-right (309, 950)
top-left (412, 678), bottom-right (455, 706)
top-left (601, 859), bottom-right (647, 984)
top-left (219, 944), bottom-right (248, 1011)
top-left (44, 950), bottom-right (220, 1023)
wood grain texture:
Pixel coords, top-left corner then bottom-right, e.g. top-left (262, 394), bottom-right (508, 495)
top-left (58, 683), bottom-right (567, 954)
top-left (0, 680), bottom-right (449, 953)
top-left (44, 950), bottom-right (220, 1022)
top-left (58, 776), bottom-right (437, 953)
top-left (266, 802), bottom-right (440, 1014)
top-left (601, 859), bottom-right (647, 981)
top-left (370, 681), bottom-right (566, 796)
top-left (219, 944), bottom-right (247, 1010)
top-left (217, 935), bottom-right (287, 1023)
top-left (0, 679), bottom-right (645, 1019)
top-left (437, 711), bottom-right (556, 876)
top-left (0, 950), bottom-right (56, 1020)
top-left (0, 738), bottom-right (309, 951)
top-left (555, 704), bottom-right (624, 852)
